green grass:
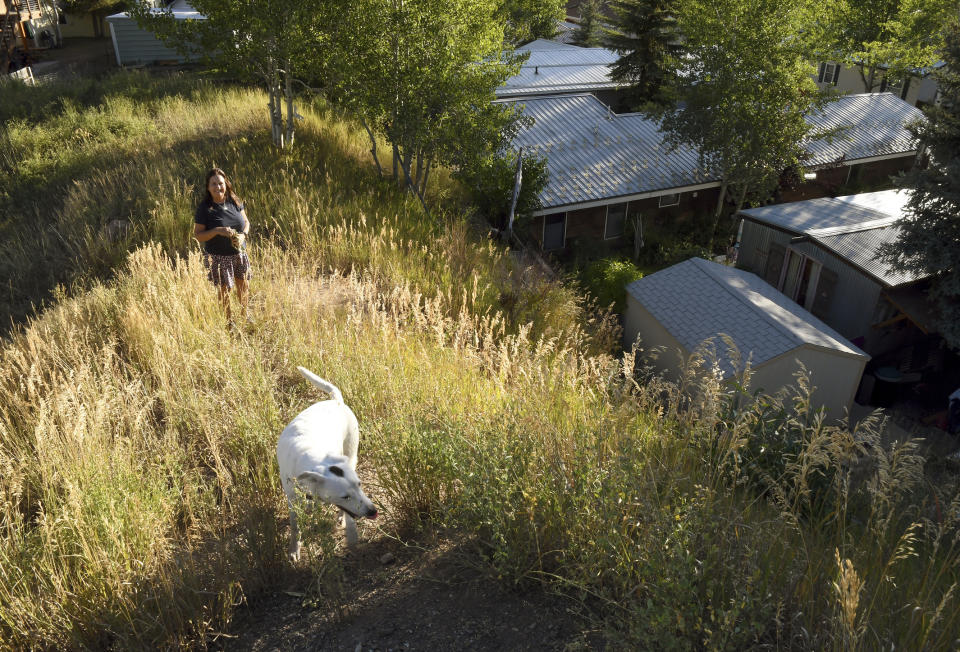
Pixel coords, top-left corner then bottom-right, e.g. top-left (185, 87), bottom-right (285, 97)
top-left (0, 72), bottom-right (958, 649)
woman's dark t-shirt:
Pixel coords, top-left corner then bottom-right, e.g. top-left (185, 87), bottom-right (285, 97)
top-left (195, 198), bottom-right (245, 255)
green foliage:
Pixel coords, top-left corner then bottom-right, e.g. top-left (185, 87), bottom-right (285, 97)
top-left (318, 0), bottom-right (524, 202)
top-left (604, 0), bottom-right (682, 111)
top-left (498, 0), bottom-right (564, 45)
top-left (825, 0), bottom-right (956, 92)
top-left (881, 21), bottom-right (960, 350)
top-left (571, 0), bottom-right (605, 47)
top-left (659, 0), bottom-right (828, 224)
top-left (455, 150), bottom-right (547, 231)
top-left (579, 257), bottom-right (644, 311)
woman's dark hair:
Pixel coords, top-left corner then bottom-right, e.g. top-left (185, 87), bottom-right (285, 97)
top-left (204, 167), bottom-right (242, 205)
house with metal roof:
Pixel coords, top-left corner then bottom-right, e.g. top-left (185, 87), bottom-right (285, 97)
top-left (735, 189), bottom-right (933, 361)
top-left (106, 0), bottom-right (202, 67)
top-left (624, 257), bottom-right (869, 420)
top-left (496, 39), bottom-right (622, 105)
top-left (501, 92), bottom-right (922, 251)
top-left (814, 59), bottom-right (943, 109)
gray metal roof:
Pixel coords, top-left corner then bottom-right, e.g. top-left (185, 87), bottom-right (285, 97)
top-left (805, 93), bottom-right (922, 166)
top-left (497, 40), bottom-right (621, 98)
top-left (739, 189), bottom-right (921, 287)
top-left (626, 257), bottom-right (866, 378)
top-left (554, 21), bottom-right (580, 44)
top-left (502, 94), bottom-right (716, 209)
top-left (504, 94), bottom-right (922, 212)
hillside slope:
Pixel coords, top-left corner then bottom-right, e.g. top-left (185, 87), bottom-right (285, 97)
top-left (1, 73), bottom-right (957, 650)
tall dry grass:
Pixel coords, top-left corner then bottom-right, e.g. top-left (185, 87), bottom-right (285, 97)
top-left (0, 73), bottom-right (957, 649)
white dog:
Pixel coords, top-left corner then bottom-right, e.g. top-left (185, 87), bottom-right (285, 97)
top-left (277, 367), bottom-right (378, 562)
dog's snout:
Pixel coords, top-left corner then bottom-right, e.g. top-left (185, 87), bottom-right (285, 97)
top-left (366, 507), bottom-right (379, 519)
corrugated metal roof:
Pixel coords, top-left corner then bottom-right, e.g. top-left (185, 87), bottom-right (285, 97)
top-left (502, 94), bottom-right (716, 208)
top-left (497, 41), bottom-right (620, 98)
top-left (739, 189), bottom-right (921, 287)
top-left (626, 257), bottom-right (866, 378)
top-left (554, 21), bottom-right (580, 44)
top-left (504, 94), bottom-right (922, 212)
top-left (805, 93), bottom-right (922, 166)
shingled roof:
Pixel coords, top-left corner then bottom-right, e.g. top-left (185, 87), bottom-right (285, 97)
top-left (626, 258), bottom-right (866, 378)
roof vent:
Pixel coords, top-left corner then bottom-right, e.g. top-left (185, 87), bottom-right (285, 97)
top-left (534, 66), bottom-right (539, 74)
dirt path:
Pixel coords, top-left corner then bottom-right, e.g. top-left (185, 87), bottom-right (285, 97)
top-left (226, 531), bottom-right (601, 652)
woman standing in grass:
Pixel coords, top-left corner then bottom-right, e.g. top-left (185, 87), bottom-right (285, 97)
top-left (193, 167), bottom-right (251, 326)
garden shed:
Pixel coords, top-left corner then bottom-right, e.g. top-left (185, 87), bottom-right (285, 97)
top-left (624, 257), bottom-right (869, 420)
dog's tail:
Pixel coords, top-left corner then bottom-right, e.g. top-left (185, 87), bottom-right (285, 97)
top-left (297, 367), bottom-right (344, 405)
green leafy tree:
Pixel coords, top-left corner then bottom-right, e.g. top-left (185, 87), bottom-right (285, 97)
top-left (499, 0), bottom-right (564, 45)
top-left (572, 0), bottom-right (605, 47)
top-left (319, 0), bottom-right (524, 212)
top-left (129, 0), bottom-right (320, 148)
top-left (658, 0), bottom-right (828, 243)
top-left (880, 23), bottom-right (960, 349)
top-left (603, 0), bottom-right (682, 111)
top-left (826, 0), bottom-right (956, 92)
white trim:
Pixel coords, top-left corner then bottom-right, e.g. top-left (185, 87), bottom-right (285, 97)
top-left (840, 151), bottom-right (916, 166)
top-left (532, 181), bottom-right (721, 216)
top-left (541, 211), bottom-right (567, 251)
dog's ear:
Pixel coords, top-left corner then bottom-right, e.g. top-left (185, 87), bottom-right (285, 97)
top-left (328, 465), bottom-right (345, 478)
top-left (296, 471), bottom-right (326, 486)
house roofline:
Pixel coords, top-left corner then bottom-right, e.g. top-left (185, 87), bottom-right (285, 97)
top-left (532, 181), bottom-right (722, 216)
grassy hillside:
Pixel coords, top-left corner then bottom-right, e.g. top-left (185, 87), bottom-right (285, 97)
top-left (1, 73), bottom-right (958, 650)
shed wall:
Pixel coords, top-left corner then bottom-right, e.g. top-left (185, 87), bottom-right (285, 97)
top-left (749, 346), bottom-right (866, 421)
top-left (737, 220), bottom-right (884, 344)
top-left (108, 16), bottom-right (189, 65)
top-left (623, 293), bottom-right (688, 383)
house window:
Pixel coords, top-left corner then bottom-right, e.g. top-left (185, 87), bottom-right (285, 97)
top-left (542, 212), bottom-right (566, 251)
top-left (658, 193), bottom-right (680, 208)
top-left (818, 62), bottom-right (841, 85)
top-left (604, 202), bottom-right (627, 239)
top-left (880, 75), bottom-right (904, 97)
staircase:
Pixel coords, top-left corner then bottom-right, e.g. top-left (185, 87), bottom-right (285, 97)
top-left (1, 0), bottom-right (32, 75)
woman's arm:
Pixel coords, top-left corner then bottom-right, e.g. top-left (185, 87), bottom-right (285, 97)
top-left (240, 209), bottom-right (249, 235)
top-left (194, 223), bottom-right (235, 242)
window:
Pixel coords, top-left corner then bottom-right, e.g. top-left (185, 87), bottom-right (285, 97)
top-left (542, 212), bottom-right (566, 251)
top-left (604, 202), bottom-right (627, 239)
top-left (881, 75), bottom-right (904, 97)
top-left (818, 62), bottom-right (840, 85)
top-left (658, 193), bottom-right (680, 208)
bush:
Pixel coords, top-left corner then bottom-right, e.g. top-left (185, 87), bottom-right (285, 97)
top-left (580, 257), bottom-right (644, 312)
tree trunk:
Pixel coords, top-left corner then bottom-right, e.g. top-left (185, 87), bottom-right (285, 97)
top-left (710, 178), bottom-right (728, 249)
top-left (284, 64), bottom-right (295, 147)
top-left (398, 153), bottom-right (430, 219)
top-left (413, 152), bottom-right (423, 190)
top-left (420, 159), bottom-right (431, 196)
top-left (632, 213), bottom-right (643, 261)
top-left (361, 118), bottom-right (383, 177)
top-left (392, 143), bottom-right (400, 184)
top-left (734, 183), bottom-right (748, 214)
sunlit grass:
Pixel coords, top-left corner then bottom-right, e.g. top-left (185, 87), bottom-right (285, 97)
top-left (0, 72), bottom-right (957, 649)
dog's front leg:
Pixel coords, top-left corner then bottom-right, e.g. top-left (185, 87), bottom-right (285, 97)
top-left (288, 509), bottom-right (302, 562)
top-left (344, 513), bottom-right (359, 548)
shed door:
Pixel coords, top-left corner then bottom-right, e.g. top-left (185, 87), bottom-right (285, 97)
top-left (542, 212), bottom-right (566, 251)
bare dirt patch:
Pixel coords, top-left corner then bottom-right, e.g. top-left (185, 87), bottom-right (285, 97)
top-left (225, 531), bottom-right (601, 652)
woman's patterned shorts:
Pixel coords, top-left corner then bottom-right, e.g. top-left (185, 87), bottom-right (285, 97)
top-left (204, 252), bottom-right (252, 289)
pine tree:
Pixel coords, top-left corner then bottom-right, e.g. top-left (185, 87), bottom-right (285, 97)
top-left (881, 22), bottom-right (960, 349)
top-left (572, 0), bottom-right (604, 47)
top-left (603, 0), bottom-right (682, 112)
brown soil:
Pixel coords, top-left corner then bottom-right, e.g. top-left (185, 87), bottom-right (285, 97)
top-left (225, 531), bottom-right (603, 652)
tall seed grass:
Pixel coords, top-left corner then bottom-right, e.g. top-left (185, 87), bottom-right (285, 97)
top-left (0, 73), bottom-right (958, 650)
